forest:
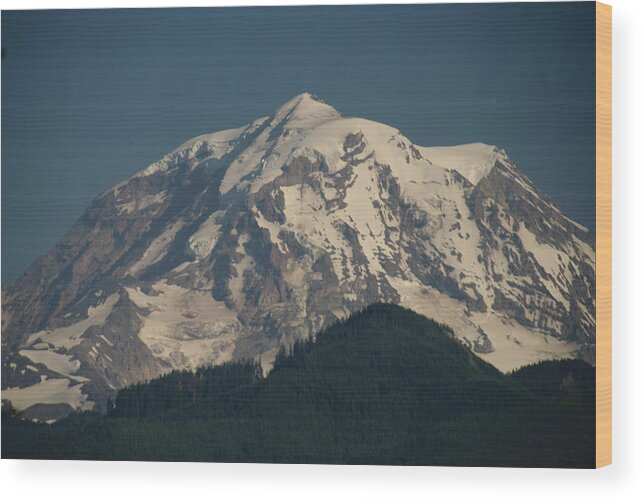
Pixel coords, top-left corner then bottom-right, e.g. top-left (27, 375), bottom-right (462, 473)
top-left (2, 304), bottom-right (595, 467)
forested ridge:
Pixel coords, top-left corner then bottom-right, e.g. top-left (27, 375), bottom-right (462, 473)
top-left (2, 304), bottom-right (595, 467)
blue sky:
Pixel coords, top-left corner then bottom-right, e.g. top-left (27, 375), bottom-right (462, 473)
top-left (1, 3), bottom-right (595, 282)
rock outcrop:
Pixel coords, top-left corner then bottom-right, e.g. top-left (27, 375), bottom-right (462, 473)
top-left (1, 93), bottom-right (595, 418)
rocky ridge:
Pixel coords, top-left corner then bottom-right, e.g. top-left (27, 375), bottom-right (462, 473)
top-left (1, 93), bottom-right (595, 418)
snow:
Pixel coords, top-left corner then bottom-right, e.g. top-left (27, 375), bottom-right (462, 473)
top-left (271, 92), bottom-right (341, 130)
top-left (2, 378), bottom-right (94, 413)
top-left (339, 157), bottom-right (397, 279)
top-left (125, 281), bottom-right (240, 370)
top-left (418, 143), bottom-right (500, 185)
top-left (99, 334), bottom-right (114, 348)
top-left (187, 211), bottom-right (224, 259)
top-left (174, 125), bottom-right (247, 154)
top-left (26, 293), bottom-right (119, 350)
top-left (228, 234), bottom-right (255, 302)
top-left (219, 94), bottom-right (342, 195)
top-left (129, 219), bottom-right (185, 275)
top-left (62, 94), bottom-right (593, 382)
top-left (18, 349), bottom-right (88, 382)
top-left (517, 222), bottom-right (569, 307)
top-left (220, 102), bottom-right (452, 203)
top-left (563, 213), bottom-right (590, 233)
top-left (468, 311), bottom-right (581, 372)
top-left (105, 115), bottom-right (268, 198)
top-left (253, 208), bottom-right (288, 253)
top-left (386, 277), bottom-right (579, 372)
top-left (281, 183), bottom-right (357, 280)
top-left (573, 234), bottom-right (596, 262)
top-left (117, 191), bottom-right (167, 215)
top-left (8, 294), bottom-right (119, 412)
top-left (232, 100), bottom-right (589, 371)
top-left (219, 127), bottom-right (276, 195)
top-left (423, 184), bottom-right (495, 307)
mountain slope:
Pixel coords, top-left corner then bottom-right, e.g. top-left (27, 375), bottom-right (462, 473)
top-left (1, 304), bottom-right (596, 467)
top-left (1, 93), bottom-right (595, 417)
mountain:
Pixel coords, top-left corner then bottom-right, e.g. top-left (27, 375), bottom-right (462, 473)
top-left (1, 304), bottom-right (596, 467)
top-left (1, 93), bottom-right (595, 419)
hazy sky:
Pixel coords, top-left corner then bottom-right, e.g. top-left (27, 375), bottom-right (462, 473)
top-left (2, 3), bottom-right (596, 283)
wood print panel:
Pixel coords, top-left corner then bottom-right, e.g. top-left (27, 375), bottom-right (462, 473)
top-left (595, 1), bottom-right (612, 469)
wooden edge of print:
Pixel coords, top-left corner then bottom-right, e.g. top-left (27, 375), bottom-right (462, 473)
top-left (595, 1), bottom-right (612, 469)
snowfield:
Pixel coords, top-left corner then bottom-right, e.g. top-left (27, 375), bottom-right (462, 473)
top-left (2, 93), bottom-right (596, 419)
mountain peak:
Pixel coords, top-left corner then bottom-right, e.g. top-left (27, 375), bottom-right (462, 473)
top-left (418, 142), bottom-right (505, 185)
top-left (2, 95), bottom-right (596, 420)
top-left (271, 92), bottom-right (341, 127)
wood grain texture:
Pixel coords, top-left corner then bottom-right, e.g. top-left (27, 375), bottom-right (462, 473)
top-left (595, 1), bottom-right (612, 469)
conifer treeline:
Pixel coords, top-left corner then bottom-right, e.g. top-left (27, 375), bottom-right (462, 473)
top-left (2, 304), bottom-right (596, 467)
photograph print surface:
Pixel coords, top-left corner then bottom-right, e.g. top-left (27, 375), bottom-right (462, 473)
top-left (2, 2), bottom-right (599, 467)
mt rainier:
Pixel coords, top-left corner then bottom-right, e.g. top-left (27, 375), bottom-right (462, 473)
top-left (1, 93), bottom-right (595, 419)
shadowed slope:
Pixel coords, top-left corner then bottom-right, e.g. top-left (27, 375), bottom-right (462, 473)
top-left (2, 305), bottom-right (595, 467)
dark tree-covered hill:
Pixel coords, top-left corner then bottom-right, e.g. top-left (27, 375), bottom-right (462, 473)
top-left (2, 304), bottom-right (595, 467)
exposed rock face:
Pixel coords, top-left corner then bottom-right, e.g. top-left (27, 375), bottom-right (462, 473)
top-left (1, 93), bottom-right (595, 417)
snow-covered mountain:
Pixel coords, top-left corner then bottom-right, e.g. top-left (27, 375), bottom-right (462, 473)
top-left (1, 93), bottom-right (595, 419)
